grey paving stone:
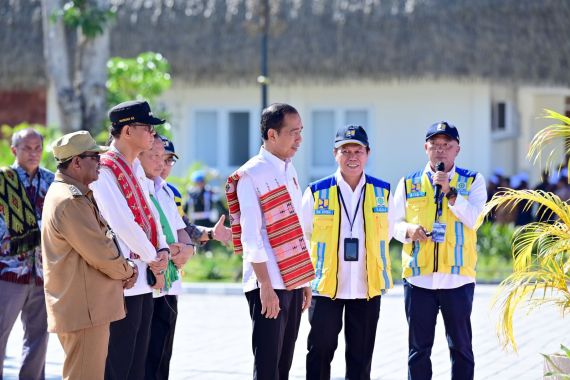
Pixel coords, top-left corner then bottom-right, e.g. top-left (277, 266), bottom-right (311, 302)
top-left (4, 284), bottom-right (568, 379)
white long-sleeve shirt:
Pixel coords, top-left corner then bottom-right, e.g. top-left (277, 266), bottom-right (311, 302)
top-left (91, 150), bottom-right (167, 296)
top-left (236, 147), bottom-right (307, 292)
top-left (301, 170), bottom-right (395, 299)
top-left (152, 176), bottom-right (186, 297)
top-left (392, 162), bottom-right (487, 290)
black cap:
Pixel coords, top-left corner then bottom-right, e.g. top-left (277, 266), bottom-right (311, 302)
top-left (334, 125), bottom-right (369, 148)
top-left (425, 121), bottom-right (460, 143)
top-left (108, 100), bottom-right (165, 128)
top-left (159, 135), bottom-right (179, 159)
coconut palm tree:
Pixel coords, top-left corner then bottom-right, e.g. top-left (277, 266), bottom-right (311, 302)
top-left (477, 109), bottom-right (570, 351)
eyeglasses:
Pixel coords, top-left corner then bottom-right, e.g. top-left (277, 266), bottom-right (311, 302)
top-left (78, 153), bottom-right (101, 162)
top-left (427, 142), bottom-right (456, 152)
top-left (339, 149), bottom-right (367, 157)
top-left (164, 157), bottom-right (177, 167)
top-left (131, 123), bottom-right (156, 134)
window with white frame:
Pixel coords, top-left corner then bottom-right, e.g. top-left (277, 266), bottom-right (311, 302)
top-left (194, 111), bottom-right (219, 167)
top-left (228, 111), bottom-right (250, 166)
top-left (491, 101), bottom-right (508, 132)
top-left (192, 109), bottom-right (255, 172)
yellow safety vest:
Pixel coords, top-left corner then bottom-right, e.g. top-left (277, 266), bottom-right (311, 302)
top-left (309, 174), bottom-right (392, 299)
top-left (402, 167), bottom-right (478, 278)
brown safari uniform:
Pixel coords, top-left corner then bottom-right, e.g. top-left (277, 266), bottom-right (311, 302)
top-left (41, 172), bottom-right (134, 380)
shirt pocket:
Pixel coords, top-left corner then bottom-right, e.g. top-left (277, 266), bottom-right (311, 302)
top-left (444, 221), bottom-right (473, 267)
top-left (405, 197), bottom-right (427, 225)
top-left (311, 216), bottom-right (334, 242)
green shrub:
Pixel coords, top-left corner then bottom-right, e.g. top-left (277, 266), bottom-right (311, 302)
top-left (476, 222), bottom-right (515, 261)
top-left (182, 223), bottom-right (515, 283)
top-left (182, 246), bottom-right (241, 283)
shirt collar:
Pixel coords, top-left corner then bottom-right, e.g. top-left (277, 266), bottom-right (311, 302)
top-left (152, 176), bottom-right (166, 194)
top-left (335, 168), bottom-right (366, 192)
top-left (142, 176), bottom-right (156, 196)
top-left (424, 162), bottom-right (456, 180)
top-left (55, 171), bottom-right (91, 196)
top-left (260, 146), bottom-right (291, 174)
top-left (11, 162), bottom-right (40, 180)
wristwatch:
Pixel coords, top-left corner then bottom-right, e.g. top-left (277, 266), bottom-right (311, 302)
top-left (207, 229), bottom-right (214, 240)
top-left (445, 187), bottom-right (458, 200)
top-left (125, 259), bottom-right (137, 278)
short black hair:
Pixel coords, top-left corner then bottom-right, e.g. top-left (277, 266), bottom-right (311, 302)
top-left (260, 103), bottom-right (299, 140)
top-left (57, 158), bottom-right (73, 171)
top-left (109, 124), bottom-right (126, 138)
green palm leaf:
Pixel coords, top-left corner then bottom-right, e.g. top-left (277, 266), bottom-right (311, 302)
top-left (477, 181), bottom-right (570, 351)
top-left (528, 109), bottom-right (570, 172)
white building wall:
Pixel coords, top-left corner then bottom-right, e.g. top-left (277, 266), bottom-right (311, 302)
top-left (518, 88), bottom-right (569, 185)
top-left (161, 80), bottom-right (493, 190)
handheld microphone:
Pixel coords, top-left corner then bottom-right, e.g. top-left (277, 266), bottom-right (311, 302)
top-left (434, 161), bottom-right (445, 203)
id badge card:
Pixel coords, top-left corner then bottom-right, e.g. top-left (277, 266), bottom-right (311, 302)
top-left (344, 238), bottom-right (359, 261)
top-left (431, 222), bottom-right (446, 243)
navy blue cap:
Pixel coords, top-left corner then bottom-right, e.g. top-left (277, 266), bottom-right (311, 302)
top-left (108, 100), bottom-right (165, 128)
top-left (425, 121), bottom-right (460, 143)
top-left (159, 135), bottom-right (178, 159)
top-left (334, 125), bottom-right (369, 148)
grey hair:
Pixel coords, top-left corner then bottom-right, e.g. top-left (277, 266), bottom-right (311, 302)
top-left (11, 128), bottom-right (44, 147)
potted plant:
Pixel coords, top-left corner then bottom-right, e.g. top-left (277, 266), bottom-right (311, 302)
top-left (478, 109), bottom-right (570, 378)
top-left (544, 345), bottom-right (570, 379)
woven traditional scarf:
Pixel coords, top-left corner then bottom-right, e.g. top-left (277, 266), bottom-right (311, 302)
top-left (100, 151), bottom-right (159, 253)
top-left (226, 173), bottom-right (315, 290)
top-left (149, 193), bottom-right (179, 292)
top-left (0, 167), bottom-right (40, 255)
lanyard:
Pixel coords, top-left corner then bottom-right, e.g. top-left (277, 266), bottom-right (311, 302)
top-left (337, 185), bottom-right (365, 237)
top-left (25, 170), bottom-right (41, 217)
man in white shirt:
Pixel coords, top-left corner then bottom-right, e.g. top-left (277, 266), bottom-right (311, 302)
top-left (301, 125), bottom-right (394, 380)
top-left (91, 100), bottom-right (170, 380)
top-left (392, 122), bottom-right (487, 380)
top-left (139, 135), bottom-right (194, 380)
top-left (226, 103), bottom-right (313, 380)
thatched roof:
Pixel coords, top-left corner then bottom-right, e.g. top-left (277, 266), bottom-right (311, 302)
top-left (2, 0), bottom-right (570, 90)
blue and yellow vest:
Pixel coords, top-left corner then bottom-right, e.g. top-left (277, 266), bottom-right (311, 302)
top-left (402, 167), bottom-right (478, 278)
top-left (166, 183), bottom-right (184, 217)
top-left (309, 174), bottom-right (393, 299)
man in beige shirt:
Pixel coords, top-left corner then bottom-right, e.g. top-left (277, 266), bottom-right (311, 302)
top-left (41, 131), bottom-right (138, 380)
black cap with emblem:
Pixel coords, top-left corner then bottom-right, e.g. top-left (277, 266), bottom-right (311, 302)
top-left (425, 121), bottom-right (460, 143)
top-left (108, 100), bottom-right (165, 128)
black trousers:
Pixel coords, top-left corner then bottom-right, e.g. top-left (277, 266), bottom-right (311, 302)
top-left (245, 287), bottom-right (304, 380)
top-left (403, 280), bottom-right (475, 380)
top-left (145, 295), bottom-right (178, 380)
top-left (105, 293), bottom-right (154, 380)
top-left (306, 296), bottom-right (381, 380)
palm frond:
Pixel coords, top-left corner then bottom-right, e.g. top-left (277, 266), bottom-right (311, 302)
top-left (477, 189), bottom-right (570, 228)
top-left (493, 267), bottom-right (570, 350)
top-left (527, 109), bottom-right (570, 171)
top-left (489, 108), bottom-right (570, 352)
top-left (492, 216), bottom-right (570, 350)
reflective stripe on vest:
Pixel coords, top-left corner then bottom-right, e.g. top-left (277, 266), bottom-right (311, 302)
top-left (309, 174), bottom-right (393, 299)
top-left (402, 167), bottom-right (478, 278)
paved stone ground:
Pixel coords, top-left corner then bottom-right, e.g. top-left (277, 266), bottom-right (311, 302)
top-left (4, 284), bottom-right (568, 379)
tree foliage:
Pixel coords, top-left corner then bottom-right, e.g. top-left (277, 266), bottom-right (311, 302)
top-left (50, 0), bottom-right (115, 38)
top-left (106, 52), bottom-right (172, 106)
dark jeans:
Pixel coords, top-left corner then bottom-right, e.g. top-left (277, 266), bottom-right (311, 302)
top-left (245, 288), bottom-right (304, 380)
top-left (306, 296), bottom-right (381, 380)
top-left (105, 293), bottom-right (154, 380)
top-left (146, 295), bottom-right (178, 380)
top-left (404, 280), bottom-right (475, 380)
